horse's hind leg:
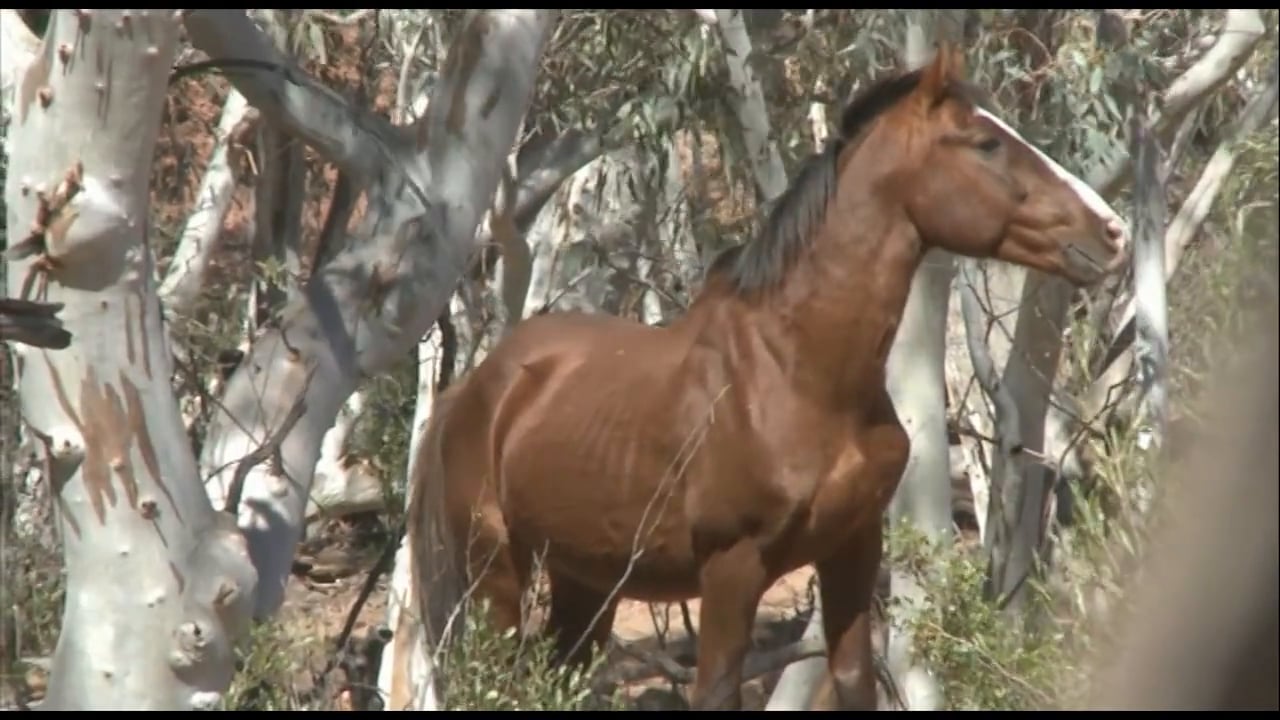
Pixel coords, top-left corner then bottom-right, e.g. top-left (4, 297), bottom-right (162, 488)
top-left (462, 511), bottom-right (531, 638)
top-left (545, 571), bottom-right (619, 672)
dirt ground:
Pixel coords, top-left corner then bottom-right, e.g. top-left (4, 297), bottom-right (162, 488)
top-left (282, 518), bottom-right (822, 710)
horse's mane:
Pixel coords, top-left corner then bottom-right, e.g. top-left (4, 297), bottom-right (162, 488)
top-left (712, 65), bottom-right (988, 294)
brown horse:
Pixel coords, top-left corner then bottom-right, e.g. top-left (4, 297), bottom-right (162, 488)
top-left (409, 44), bottom-right (1127, 710)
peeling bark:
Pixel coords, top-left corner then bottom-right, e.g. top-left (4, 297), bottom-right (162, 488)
top-left (3, 10), bottom-right (256, 709)
top-left (182, 11), bottom-right (407, 187)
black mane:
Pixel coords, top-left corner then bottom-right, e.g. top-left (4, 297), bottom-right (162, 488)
top-left (715, 67), bottom-right (934, 294)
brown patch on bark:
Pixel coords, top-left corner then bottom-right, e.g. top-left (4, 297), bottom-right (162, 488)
top-left (120, 369), bottom-right (182, 524)
top-left (42, 352), bottom-right (84, 432)
top-left (79, 368), bottom-right (133, 522)
top-left (77, 368), bottom-right (174, 525)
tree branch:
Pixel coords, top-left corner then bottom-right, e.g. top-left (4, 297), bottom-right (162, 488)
top-left (182, 10), bottom-right (411, 185)
top-left (1126, 108), bottom-right (1170, 451)
top-left (158, 89), bottom-right (255, 318)
top-left (1084, 61), bottom-right (1279, 419)
top-left (1087, 9), bottom-right (1266, 197)
top-left (959, 260), bottom-right (1023, 459)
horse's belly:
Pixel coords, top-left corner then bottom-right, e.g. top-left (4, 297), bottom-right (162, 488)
top-left (501, 470), bottom-right (702, 601)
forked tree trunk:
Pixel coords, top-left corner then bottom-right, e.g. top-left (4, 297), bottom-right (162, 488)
top-left (3, 10), bottom-right (257, 709)
top-left (185, 9), bottom-right (558, 619)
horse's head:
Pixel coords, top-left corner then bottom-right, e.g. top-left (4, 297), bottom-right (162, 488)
top-left (875, 44), bottom-right (1128, 286)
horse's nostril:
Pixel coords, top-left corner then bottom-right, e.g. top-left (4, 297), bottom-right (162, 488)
top-left (1105, 219), bottom-right (1126, 248)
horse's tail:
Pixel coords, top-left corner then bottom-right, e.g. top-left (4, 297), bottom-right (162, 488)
top-left (406, 381), bottom-right (468, 676)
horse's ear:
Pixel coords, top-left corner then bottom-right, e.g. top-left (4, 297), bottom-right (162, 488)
top-left (916, 41), bottom-right (963, 105)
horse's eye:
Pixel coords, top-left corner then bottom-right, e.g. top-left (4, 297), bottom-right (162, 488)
top-left (977, 137), bottom-right (1001, 155)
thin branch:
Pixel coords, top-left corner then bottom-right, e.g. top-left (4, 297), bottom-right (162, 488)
top-left (182, 10), bottom-right (412, 185)
top-left (1087, 62), bottom-right (1279, 413)
top-left (222, 369), bottom-right (314, 516)
top-left (958, 260), bottom-right (1023, 458)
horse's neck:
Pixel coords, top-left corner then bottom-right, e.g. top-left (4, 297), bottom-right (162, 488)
top-left (768, 217), bottom-right (923, 403)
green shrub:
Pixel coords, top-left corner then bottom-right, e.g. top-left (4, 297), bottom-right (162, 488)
top-left (885, 524), bottom-right (1074, 710)
top-left (436, 598), bottom-right (625, 711)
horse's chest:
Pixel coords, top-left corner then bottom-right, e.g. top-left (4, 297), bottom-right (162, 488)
top-left (812, 448), bottom-right (883, 522)
top-left (792, 435), bottom-right (903, 550)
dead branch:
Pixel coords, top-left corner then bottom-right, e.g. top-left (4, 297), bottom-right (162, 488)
top-left (598, 635), bottom-right (828, 687)
top-left (0, 298), bottom-right (71, 350)
top-left (222, 372), bottom-right (313, 515)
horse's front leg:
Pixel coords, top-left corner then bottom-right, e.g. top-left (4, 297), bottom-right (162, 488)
top-left (689, 539), bottom-right (768, 710)
top-left (813, 418), bottom-right (907, 710)
top-left (812, 520), bottom-right (883, 710)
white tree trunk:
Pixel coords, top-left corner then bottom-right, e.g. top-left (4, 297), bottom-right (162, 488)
top-left (308, 390), bottom-right (386, 519)
top-left (4, 10), bottom-right (257, 709)
top-left (378, 325), bottom-right (449, 711)
top-left (713, 9), bottom-right (788, 203)
top-left (185, 9), bottom-right (557, 618)
top-left (880, 11), bottom-right (966, 711)
top-left (157, 89), bottom-right (252, 319)
top-left (883, 249), bottom-right (954, 712)
top-left (1126, 115), bottom-right (1169, 454)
